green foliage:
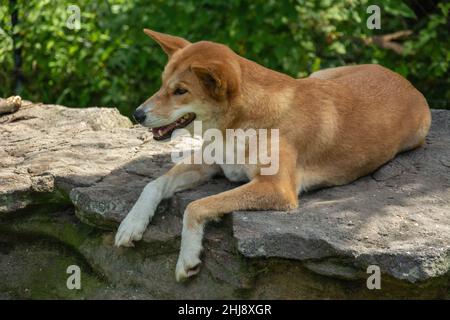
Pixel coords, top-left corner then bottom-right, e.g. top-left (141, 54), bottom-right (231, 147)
top-left (0, 0), bottom-right (449, 116)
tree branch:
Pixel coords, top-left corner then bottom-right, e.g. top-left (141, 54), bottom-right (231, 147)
top-left (364, 30), bottom-right (413, 54)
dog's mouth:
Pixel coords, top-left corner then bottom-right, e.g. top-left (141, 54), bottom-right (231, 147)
top-left (151, 113), bottom-right (196, 141)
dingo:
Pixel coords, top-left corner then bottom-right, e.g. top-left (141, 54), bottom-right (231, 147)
top-left (115, 29), bottom-right (431, 281)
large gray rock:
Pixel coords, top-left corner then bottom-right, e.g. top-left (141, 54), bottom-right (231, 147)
top-left (7, 206), bottom-right (445, 299)
top-left (0, 96), bottom-right (21, 115)
top-left (1, 100), bottom-right (449, 287)
top-left (0, 100), bottom-right (195, 214)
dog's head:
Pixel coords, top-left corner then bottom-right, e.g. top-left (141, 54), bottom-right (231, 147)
top-left (134, 29), bottom-right (241, 141)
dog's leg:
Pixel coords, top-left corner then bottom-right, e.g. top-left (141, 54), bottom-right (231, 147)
top-left (115, 162), bottom-right (220, 247)
top-left (175, 175), bottom-right (298, 281)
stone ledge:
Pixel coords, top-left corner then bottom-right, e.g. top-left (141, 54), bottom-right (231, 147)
top-left (1, 100), bottom-right (449, 284)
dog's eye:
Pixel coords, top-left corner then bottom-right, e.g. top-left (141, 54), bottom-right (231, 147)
top-left (173, 88), bottom-right (188, 95)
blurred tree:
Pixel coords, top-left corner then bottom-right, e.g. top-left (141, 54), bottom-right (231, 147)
top-left (0, 0), bottom-right (448, 117)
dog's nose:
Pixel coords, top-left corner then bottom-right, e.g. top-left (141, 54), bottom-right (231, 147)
top-left (133, 109), bottom-right (146, 124)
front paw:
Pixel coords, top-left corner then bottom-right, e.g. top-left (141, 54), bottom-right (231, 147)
top-left (114, 213), bottom-right (148, 247)
top-left (175, 249), bottom-right (202, 282)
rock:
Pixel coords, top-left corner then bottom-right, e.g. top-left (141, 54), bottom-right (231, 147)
top-left (0, 99), bottom-right (197, 214)
top-left (0, 206), bottom-right (252, 299)
top-left (1, 207), bottom-right (448, 299)
top-left (1, 99), bottom-right (450, 289)
top-left (0, 96), bottom-right (21, 115)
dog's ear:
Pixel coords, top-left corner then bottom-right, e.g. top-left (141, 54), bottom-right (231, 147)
top-left (191, 62), bottom-right (239, 100)
top-left (143, 29), bottom-right (190, 57)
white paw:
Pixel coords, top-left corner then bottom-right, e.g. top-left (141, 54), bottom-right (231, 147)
top-left (114, 213), bottom-right (148, 247)
top-left (175, 249), bottom-right (202, 282)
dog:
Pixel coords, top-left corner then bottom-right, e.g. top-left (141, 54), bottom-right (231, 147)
top-left (115, 29), bottom-right (431, 282)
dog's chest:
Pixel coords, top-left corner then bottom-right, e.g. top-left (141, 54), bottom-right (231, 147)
top-left (219, 164), bottom-right (250, 182)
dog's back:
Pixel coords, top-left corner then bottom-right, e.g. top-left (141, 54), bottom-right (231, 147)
top-left (311, 64), bottom-right (431, 151)
top-left (292, 64), bottom-right (431, 190)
